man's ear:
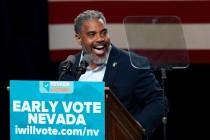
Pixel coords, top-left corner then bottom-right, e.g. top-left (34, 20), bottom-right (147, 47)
top-left (74, 33), bottom-right (81, 45)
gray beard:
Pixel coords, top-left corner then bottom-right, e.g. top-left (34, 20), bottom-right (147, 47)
top-left (83, 52), bottom-right (108, 65)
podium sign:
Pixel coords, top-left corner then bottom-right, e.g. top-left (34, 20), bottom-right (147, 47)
top-left (10, 80), bottom-right (105, 140)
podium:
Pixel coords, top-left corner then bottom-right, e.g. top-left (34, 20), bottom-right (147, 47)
top-left (105, 89), bottom-right (145, 140)
top-left (9, 81), bottom-right (144, 140)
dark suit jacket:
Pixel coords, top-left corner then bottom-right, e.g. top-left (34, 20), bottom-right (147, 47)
top-left (59, 44), bottom-right (168, 136)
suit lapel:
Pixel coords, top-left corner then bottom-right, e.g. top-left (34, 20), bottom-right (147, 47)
top-left (103, 45), bottom-right (121, 87)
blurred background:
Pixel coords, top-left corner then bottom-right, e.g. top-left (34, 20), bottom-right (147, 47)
top-left (1, 0), bottom-right (210, 140)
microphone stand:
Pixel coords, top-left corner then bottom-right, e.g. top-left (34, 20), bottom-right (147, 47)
top-left (58, 65), bottom-right (69, 81)
top-left (75, 60), bottom-right (88, 81)
top-left (58, 71), bottom-right (67, 81)
top-left (160, 67), bottom-right (168, 140)
top-left (58, 55), bottom-right (76, 81)
top-left (58, 62), bottom-right (73, 81)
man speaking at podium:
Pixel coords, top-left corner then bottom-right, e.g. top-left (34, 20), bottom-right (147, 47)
top-left (59, 10), bottom-right (169, 139)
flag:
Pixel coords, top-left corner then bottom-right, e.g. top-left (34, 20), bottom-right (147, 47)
top-left (48, 0), bottom-right (210, 63)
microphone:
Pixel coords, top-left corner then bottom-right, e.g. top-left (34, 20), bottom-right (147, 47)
top-left (75, 58), bottom-right (89, 81)
top-left (59, 55), bottom-right (76, 80)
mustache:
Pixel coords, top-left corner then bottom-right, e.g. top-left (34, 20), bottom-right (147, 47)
top-left (93, 42), bottom-right (106, 47)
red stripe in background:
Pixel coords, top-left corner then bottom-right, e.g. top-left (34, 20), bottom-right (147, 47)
top-left (48, 1), bottom-right (210, 63)
top-left (50, 49), bottom-right (210, 64)
top-left (48, 1), bottom-right (210, 24)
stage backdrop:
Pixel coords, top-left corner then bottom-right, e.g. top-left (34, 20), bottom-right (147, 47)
top-left (48, 0), bottom-right (210, 64)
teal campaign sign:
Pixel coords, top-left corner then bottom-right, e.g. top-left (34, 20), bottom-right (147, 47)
top-left (10, 80), bottom-right (105, 140)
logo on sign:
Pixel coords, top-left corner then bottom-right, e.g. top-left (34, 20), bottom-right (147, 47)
top-left (39, 81), bottom-right (74, 93)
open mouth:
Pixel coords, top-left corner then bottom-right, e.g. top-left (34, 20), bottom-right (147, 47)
top-left (93, 45), bottom-right (105, 50)
top-left (92, 45), bottom-right (107, 55)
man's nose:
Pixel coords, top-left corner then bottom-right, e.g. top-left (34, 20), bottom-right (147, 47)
top-left (95, 34), bottom-right (105, 42)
